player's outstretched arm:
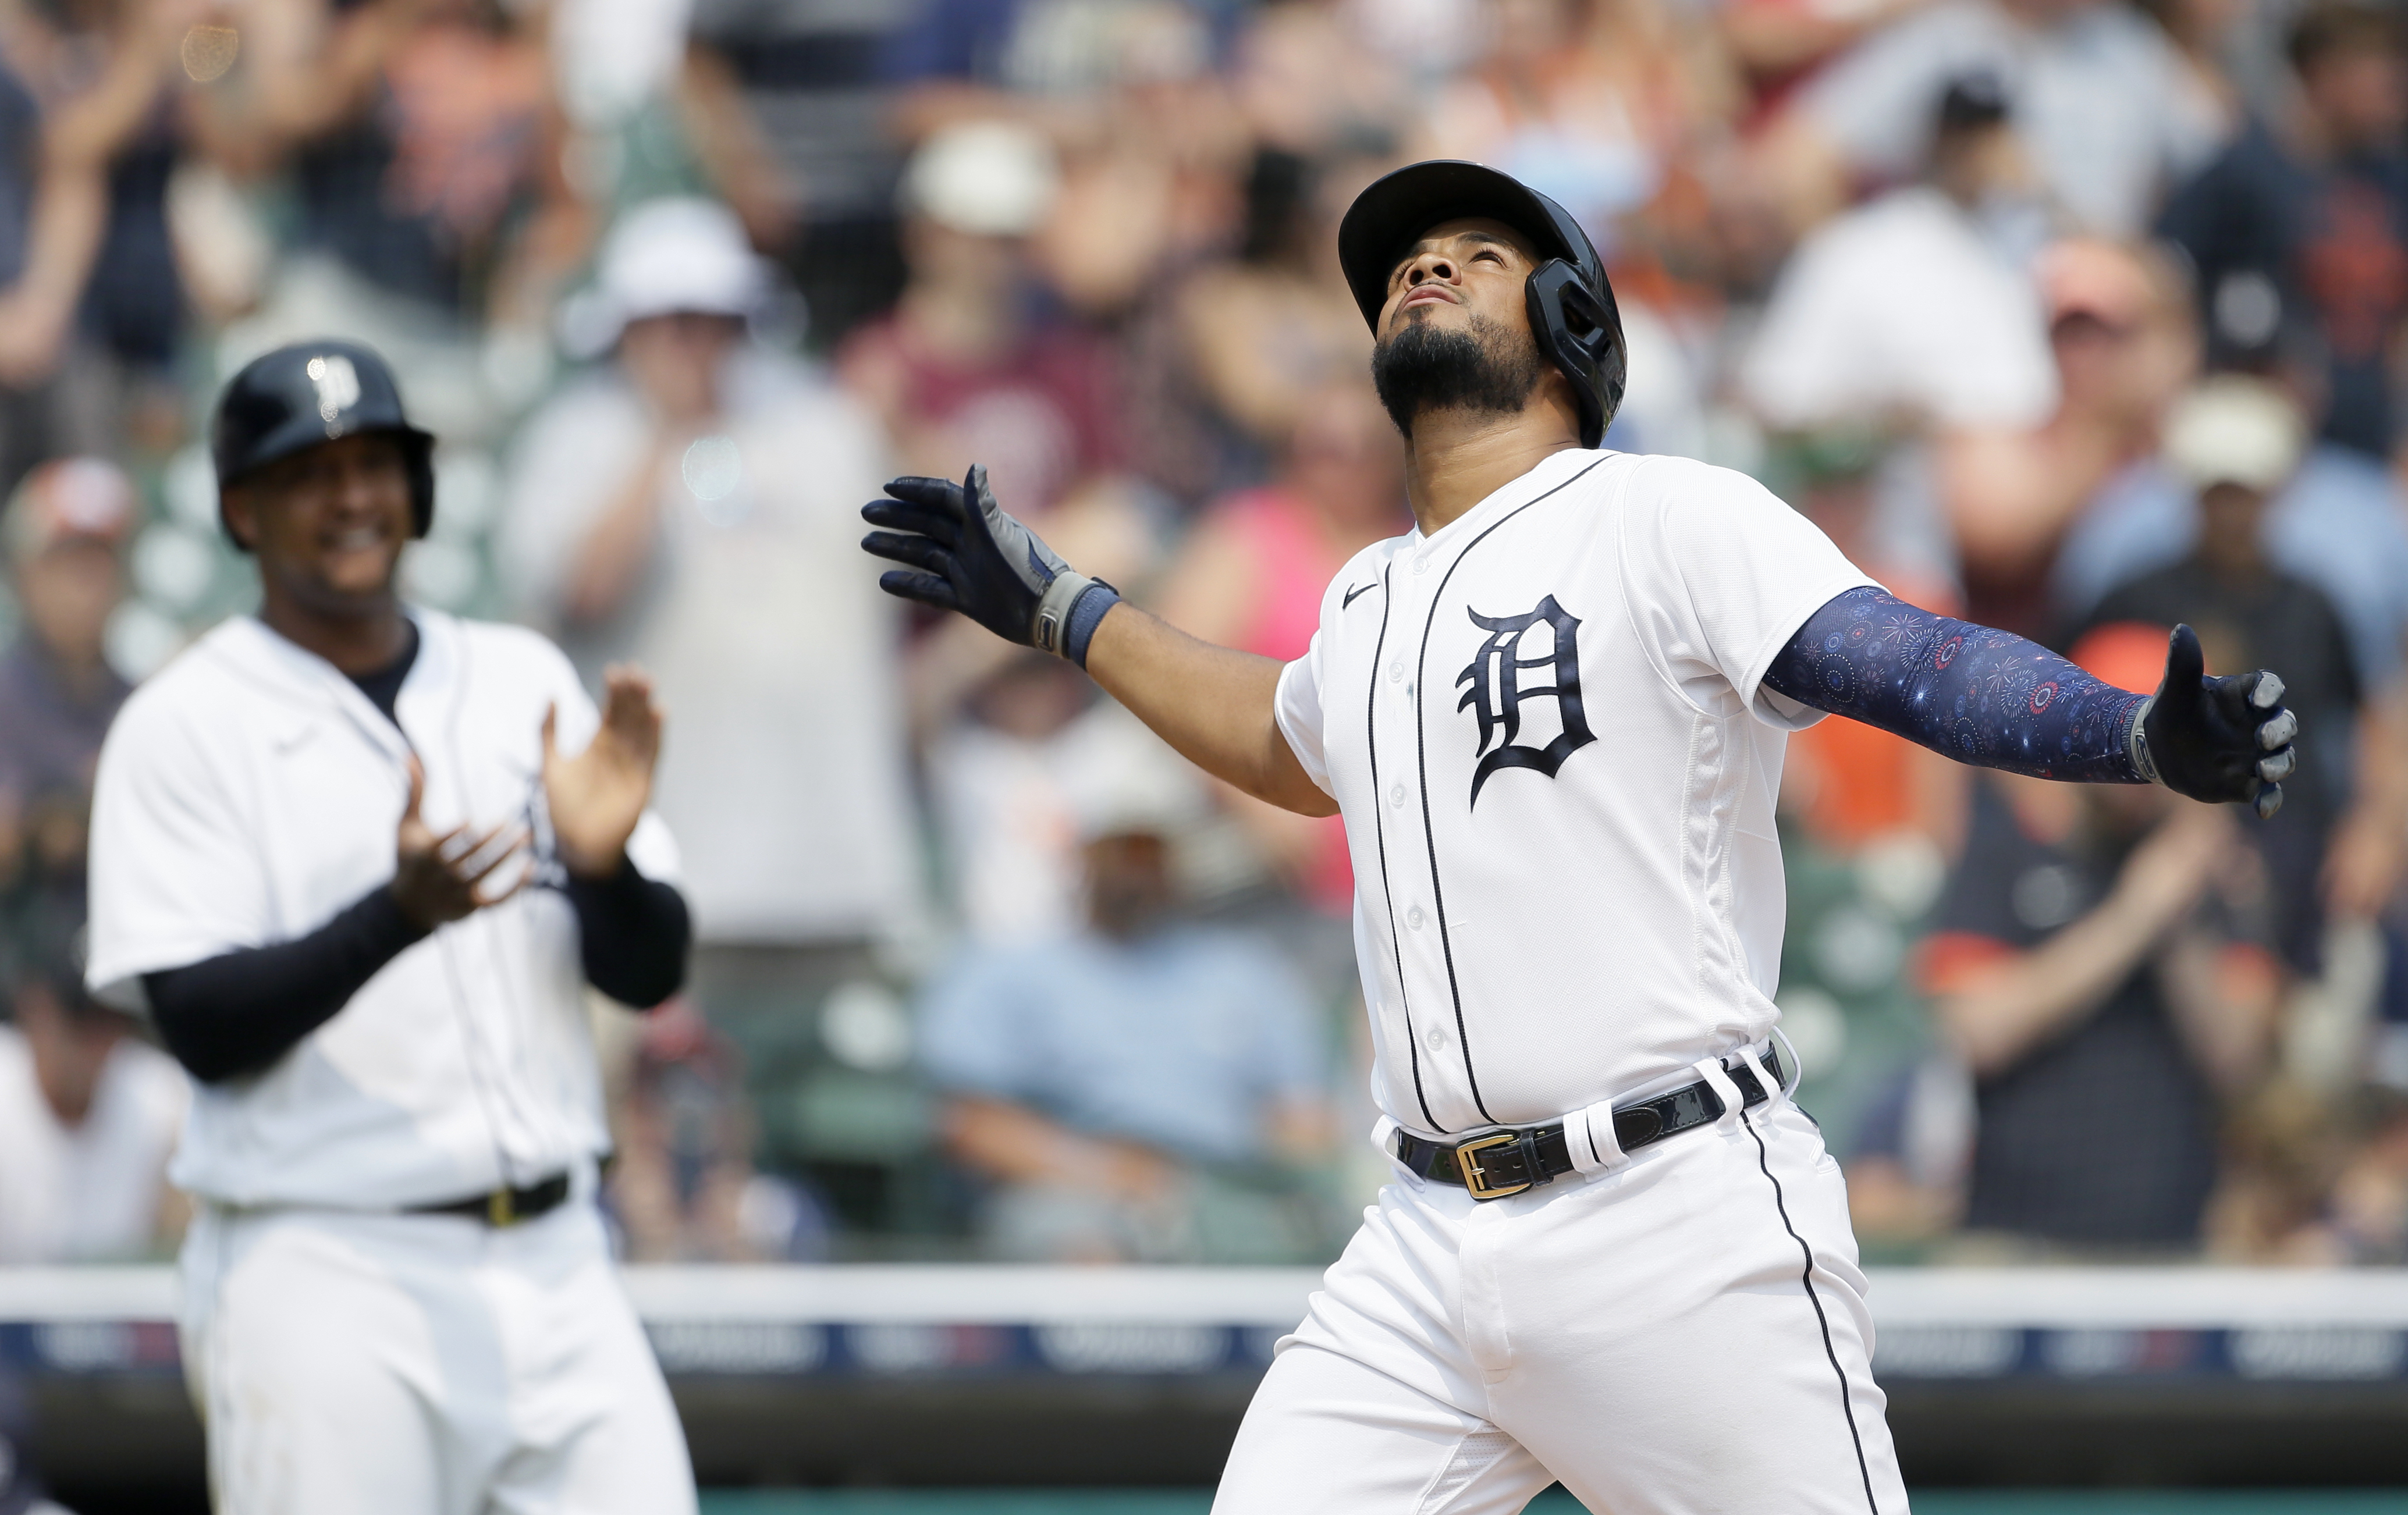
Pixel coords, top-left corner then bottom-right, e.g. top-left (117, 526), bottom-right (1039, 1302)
top-left (1761, 587), bottom-right (2298, 817)
top-left (862, 466), bottom-right (1336, 817)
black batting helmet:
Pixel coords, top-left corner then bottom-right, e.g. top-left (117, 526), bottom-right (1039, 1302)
top-left (211, 339), bottom-right (436, 548)
top-left (1337, 161), bottom-right (1627, 449)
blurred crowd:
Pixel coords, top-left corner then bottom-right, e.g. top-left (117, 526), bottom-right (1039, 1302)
top-left (6, 0), bottom-right (2408, 1270)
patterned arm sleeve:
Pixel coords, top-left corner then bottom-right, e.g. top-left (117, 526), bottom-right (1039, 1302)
top-left (1760, 586), bottom-right (2150, 784)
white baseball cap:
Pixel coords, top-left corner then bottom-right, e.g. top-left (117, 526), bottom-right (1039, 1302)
top-left (557, 197), bottom-right (772, 358)
top-left (899, 121), bottom-right (1060, 237)
top-left (2163, 375), bottom-right (2306, 494)
top-left (1058, 708), bottom-right (1206, 844)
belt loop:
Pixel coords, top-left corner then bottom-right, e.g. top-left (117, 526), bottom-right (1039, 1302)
top-left (1564, 1098), bottom-right (1627, 1174)
top-left (1692, 1058), bottom-right (1746, 1133)
top-left (1741, 1044), bottom-right (1783, 1123)
top-left (1770, 1026), bottom-right (1805, 1098)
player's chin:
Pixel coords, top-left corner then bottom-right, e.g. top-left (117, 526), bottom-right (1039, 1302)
top-left (1384, 300), bottom-right (1461, 336)
top-left (311, 541), bottom-right (406, 600)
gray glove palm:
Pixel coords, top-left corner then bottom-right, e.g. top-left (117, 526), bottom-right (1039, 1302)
top-left (860, 465), bottom-right (1100, 657)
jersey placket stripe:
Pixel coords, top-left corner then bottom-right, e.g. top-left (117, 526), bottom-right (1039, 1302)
top-left (1411, 456), bottom-right (1611, 1132)
top-left (1362, 559), bottom-right (1443, 1135)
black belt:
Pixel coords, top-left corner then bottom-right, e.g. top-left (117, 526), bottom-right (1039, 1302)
top-left (1393, 1048), bottom-right (1784, 1201)
top-left (408, 1171), bottom-right (573, 1228)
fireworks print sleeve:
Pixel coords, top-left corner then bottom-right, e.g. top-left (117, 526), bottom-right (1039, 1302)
top-left (1761, 586), bottom-right (2151, 784)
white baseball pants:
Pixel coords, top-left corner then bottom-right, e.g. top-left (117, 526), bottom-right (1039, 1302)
top-left (1213, 1096), bottom-right (1910, 1514)
top-left (179, 1198), bottom-right (695, 1515)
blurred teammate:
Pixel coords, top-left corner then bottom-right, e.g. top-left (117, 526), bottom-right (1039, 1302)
top-left (864, 161), bottom-right (2298, 1512)
top-left (86, 340), bottom-right (697, 1514)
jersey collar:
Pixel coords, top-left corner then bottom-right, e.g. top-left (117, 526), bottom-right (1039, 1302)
top-left (211, 609), bottom-right (457, 761)
top-left (1405, 447), bottom-right (1608, 560)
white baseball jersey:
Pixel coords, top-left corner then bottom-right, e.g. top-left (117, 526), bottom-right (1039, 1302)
top-left (86, 610), bottom-right (677, 1210)
top-left (1275, 447), bottom-right (1874, 1137)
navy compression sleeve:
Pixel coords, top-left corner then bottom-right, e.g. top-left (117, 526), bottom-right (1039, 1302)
top-left (146, 866), bottom-right (691, 1083)
top-left (1760, 586), bottom-right (2150, 783)
top-left (145, 887), bottom-right (428, 1083)
top-left (564, 861), bottom-right (690, 1009)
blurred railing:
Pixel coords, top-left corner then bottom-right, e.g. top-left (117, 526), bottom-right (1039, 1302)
top-left (8, 1265), bottom-right (2408, 1502)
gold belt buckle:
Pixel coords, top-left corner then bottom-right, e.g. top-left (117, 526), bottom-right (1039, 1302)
top-left (487, 1187), bottom-right (517, 1227)
top-left (1454, 1132), bottom-right (1531, 1200)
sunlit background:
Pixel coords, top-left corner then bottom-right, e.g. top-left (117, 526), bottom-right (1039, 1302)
top-left (4, 0), bottom-right (2408, 1506)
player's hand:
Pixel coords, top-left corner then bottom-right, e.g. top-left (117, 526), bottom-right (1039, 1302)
top-left (2138, 624), bottom-right (2298, 819)
top-left (542, 665), bottom-right (662, 879)
top-left (860, 464), bottom-right (1095, 657)
top-left (391, 756), bottom-right (529, 930)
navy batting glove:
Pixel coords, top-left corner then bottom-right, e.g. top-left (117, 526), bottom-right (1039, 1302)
top-left (2134, 624), bottom-right (2299, 819)
top-left (860, 464), bottom-right (1117, 663)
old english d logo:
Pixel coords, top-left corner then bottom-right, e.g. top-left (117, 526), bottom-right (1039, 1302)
top-left (1455, 595), bottom-right (1596, 806)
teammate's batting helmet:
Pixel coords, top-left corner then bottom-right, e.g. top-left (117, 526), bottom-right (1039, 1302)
top-left (1337, 161), bottom-right (1627, 449)
top-left (211, 339), bottom-right (436, 547)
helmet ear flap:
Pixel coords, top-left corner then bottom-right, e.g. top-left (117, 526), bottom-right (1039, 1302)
top-left (405, 435), bottom-right (436, 538)
top-left (1525, 258), bottom-right (1628, 449)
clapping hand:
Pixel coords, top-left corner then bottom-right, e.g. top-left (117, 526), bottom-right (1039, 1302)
top-left (542, 666), bottom-right (662, 879)
top-left (390, 757), bottom-right (528, 929)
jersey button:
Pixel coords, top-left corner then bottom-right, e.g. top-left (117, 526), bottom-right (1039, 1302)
top-left (1387, 657), bottom-right (1404, 683)
top-left (1423, 1026), bottom-right (1446, 1051)
top-left (1388, 782), bottom-right (1406, 808)
top-left (1413, 554), bottom-right (1431, 575)
top-left (1406, 905), bottom-right (1425, 930)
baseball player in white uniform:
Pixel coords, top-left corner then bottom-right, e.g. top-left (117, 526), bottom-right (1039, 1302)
top-left (86, 340), bottom-right (698, 1513)
top-left (862, 162), bottom-right (2300, 1513)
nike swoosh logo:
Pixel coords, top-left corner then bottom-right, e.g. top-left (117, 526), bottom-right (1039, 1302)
top-left (1342, 582), bottom-right (1377, 609)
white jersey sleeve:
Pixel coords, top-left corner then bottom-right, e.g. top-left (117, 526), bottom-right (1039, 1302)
top-left (1273, 629), bottom-right (1336, 799)
top-left (86, 692), bottom-right (272, 1012)
top-left (1618, 456), bottom-right (1878, 731)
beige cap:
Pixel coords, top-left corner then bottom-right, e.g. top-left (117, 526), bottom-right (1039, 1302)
top-left (3, 457), bottom-right (137, 561)
top-left (2163, 375), bottom-right (2306, 494)
top-left (900, 121), bottom-right (1060, 237)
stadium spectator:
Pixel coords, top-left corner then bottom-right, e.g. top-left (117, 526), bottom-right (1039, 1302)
top-left (1153, 379), bottom-right (1405, 912)
top-left (2308, 1091), bottom-right (2408, 1262)
top-left (605, 996), bottom-right (832, 1262)
top-left (2076, 376), bottom-right (2408, 967)
top-left (1917, 625), bottom-right (2284, 1254)
top-left (1162, 149), bottom-right (1370, 481)
top-left (1411, 0), bottom-right (1710, 247)
top-left (840, 120), bottom-right (1123, 517)
top-left (0, 458), bottom-right (135, 920)
top-left (1765, 0), bottom-right (2226, 237)
top-left (1939, 237), bottom-right (2197, 638)
top-left (1718, 0), bottom-right (1926, 129)
top-left (0, 0), bottom-right (193, 491)
top-left (1232, 0), bottom-right (1414, 158)
top-left (500, 200), bottom-right (918, 1022)
top-left (1742, 72), bottom-right (2058, 438)
top-left (849, 120), bottom-right (1156, 753)
top-left (0, 901), bottom-right (187, 1265)
top-left (917, 718), bottom-right (1334, 1262)
top-left (207, 0), bottom-right (558, 322)
top-left (681, 0), bottom-right (912, 343)
top-left (1026, 2), bottom-right (1246, 323)
top-left (550, 0), bottom-right (800, 250)
top-left (921, 659), bottom-right (1141, 941)
top-left (2157, 2), bottom-right (2408, 467)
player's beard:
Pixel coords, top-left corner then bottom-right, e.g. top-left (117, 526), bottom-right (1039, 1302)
top-left (1370, 311), bottom-right (1548, 440)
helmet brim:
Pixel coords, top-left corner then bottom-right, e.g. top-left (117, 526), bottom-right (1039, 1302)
top-left (1337, 160), bottom-right (1596, 333)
